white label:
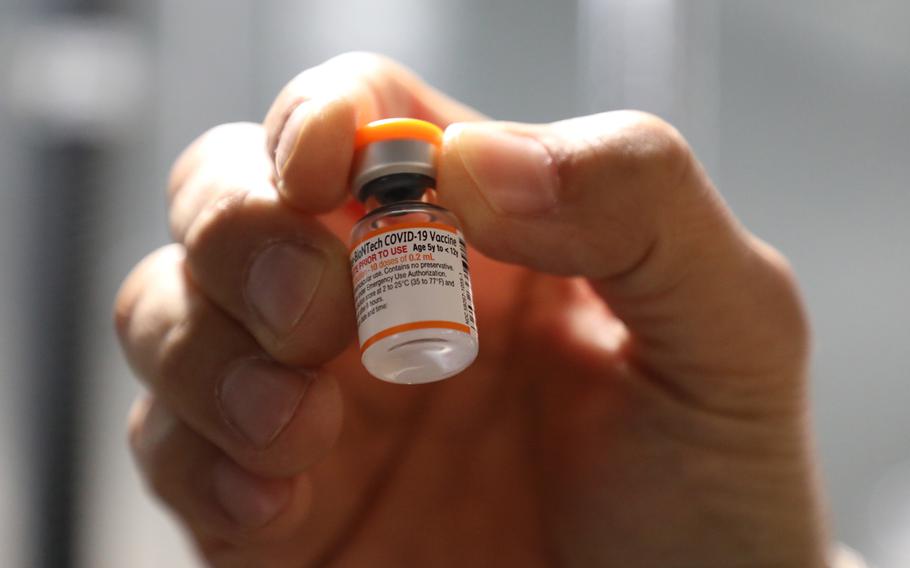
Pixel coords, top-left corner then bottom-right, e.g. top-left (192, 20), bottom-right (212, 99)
top-left (350, 222), bottom-right (477, 352)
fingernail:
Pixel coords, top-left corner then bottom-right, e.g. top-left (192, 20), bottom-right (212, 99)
top-left (274, 100), bottom-right (314, 176)
top-left (212, 458), bottom-right (290, 528)
top-left (218, 359), bottom-right (311, 448)
top-left (448, 124), bottom-right (559, 215)
top-left (246, 243), bottom-right (326, 337)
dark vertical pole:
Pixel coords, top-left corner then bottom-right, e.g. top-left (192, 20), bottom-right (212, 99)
top-left (28, 139), bottom-right (102, 568)
top-left (27, 1), bottom-right (118, 568)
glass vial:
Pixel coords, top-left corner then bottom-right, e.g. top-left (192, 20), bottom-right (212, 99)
top-left (349, 118), bottom-right (478, 384)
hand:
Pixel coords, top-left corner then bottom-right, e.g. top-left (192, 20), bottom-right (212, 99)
top-left (116, 53), bottom-right (828, 567)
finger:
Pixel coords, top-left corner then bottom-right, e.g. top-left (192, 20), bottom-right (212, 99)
top-left (127, 395), bottom-right (315, 555)
top-left (439, 112), bottom-right (809, 412)
top-left (167, 122), bottom-right (270, 242)
top-left (115, 245), bottom-right (344, 476)
top-left (166, 123), bottom-right (356, 365)
top-left (263, 51), bottom-right (485, 212)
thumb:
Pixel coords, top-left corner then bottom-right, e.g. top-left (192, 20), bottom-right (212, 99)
top-left (439, 111), bottom-right (809, 413)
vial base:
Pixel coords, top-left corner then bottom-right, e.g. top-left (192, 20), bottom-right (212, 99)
top-left (361, 327), bottom-right (479, 384)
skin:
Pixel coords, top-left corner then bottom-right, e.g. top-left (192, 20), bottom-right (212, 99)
top-left (115, 53), bottom-right (829, 567)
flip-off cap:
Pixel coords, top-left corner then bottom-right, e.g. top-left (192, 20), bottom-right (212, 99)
top-left (351, 118), bottom-right (443, 202)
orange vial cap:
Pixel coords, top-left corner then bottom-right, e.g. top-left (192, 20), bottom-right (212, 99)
top-left (354, 117), bottom-right (444, 149)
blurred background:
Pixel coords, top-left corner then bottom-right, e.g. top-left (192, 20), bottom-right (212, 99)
top-left (0, 0), bottom-right (907, 566)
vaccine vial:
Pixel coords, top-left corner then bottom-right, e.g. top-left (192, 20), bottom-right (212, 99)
top-left (349, 118), bottom-right (478, 384)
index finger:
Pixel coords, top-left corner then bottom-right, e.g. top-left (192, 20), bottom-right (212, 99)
top-left (264, 52), bottom-right (485, 213)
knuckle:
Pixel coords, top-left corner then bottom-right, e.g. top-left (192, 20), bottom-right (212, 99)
top-left (183, 187), bottom-right (250, 262)
top-left (609, 110), bottom-right (691, 182)
top-left (168, 122), bottom-right (264, 202)
top-left (154, 314), bottom-right (196, 394)
top-left (167, 125), bottom-right (220, 202)
top-left (556, 111), bottom-right (694, 216)
top-left (196, 543), bottom-right (235, 567)
top-left (326, 50), bottom-right (390, 73)
top-left (143, 462), bottom-right (177, 505)
top-left (757, 240), bottom-right (795, 279)
top-left (152, 289), bottom-right (229, 398)
top-left (114, 245), bottom-right (182, 341)
top-left (126, 396), bottom-right (152, 458)
top-left (199, 122), bottom-right (264, 155)
top-left (128, 399), bottom-right (181, 497)
top-left (113, 273), bottom-right (140, 341)
top-left (751, 238), bottom-right (812, 362)
top-left (549, 112), bottom-right (695, 278)
top-left (323, 51), bottom-right (410, 109)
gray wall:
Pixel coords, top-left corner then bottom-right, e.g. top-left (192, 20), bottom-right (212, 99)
top-left (716, 5), bottom-right (910, 566)
top-left (0, 1), bottom-right (907, 566)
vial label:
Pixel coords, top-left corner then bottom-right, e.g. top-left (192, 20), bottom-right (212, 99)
top-left (350, 221), bottom-right (477, 354)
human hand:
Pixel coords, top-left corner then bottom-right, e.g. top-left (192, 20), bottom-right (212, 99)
top-left (116, 53), bottom-right (828, 567)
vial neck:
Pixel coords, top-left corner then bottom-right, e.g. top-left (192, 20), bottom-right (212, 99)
top-left (359, 172), bottom-right (437, 213)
